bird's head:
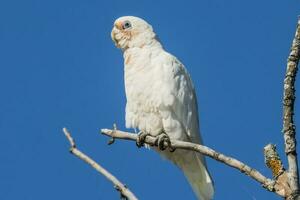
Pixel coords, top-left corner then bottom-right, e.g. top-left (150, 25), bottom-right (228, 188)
top-left (111, 16), bottom-right (156, 51)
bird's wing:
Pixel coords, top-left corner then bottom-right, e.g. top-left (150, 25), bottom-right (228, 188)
top-left (154, 52), bottom-right (214, 200)
top-left (157, 52), bottom-right (202, 144)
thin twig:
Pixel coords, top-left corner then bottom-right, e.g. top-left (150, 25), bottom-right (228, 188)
top-left (101, 128), bottom-right (284, 197)
top-left (283, 17), bottom-right (300, 197)
top-left (63, 128), bottom-right (138, 200)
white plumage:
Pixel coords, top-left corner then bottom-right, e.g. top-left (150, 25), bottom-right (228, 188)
top-left (111, 16), bottom-right (214, 200)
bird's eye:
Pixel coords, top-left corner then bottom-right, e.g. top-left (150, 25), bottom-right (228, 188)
top-left (122, 21), bottom-right (132, 29)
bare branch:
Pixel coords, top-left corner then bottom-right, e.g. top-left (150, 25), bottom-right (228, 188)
top-left (283, 17), bottom-right (300, 196)
top-left (101, 128), bottom-right (284, 197)
top-left (264, 144), bottom-right (285, 178)
top-left (264, 144), bottom-right (292, 197)
top-left (63, 128), bottom-right (138, 200)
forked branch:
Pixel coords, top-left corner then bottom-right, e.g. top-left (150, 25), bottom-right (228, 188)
top-left (62, 128), bottom-right (138, 200)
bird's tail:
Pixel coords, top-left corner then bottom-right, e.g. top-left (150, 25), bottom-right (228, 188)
top-left (178, 151), bottom-right (214, 200)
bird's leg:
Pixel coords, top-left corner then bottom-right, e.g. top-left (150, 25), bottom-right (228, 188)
top-left (154, 132), bottom-right (176, 152)
top-left (136, 131), bottom-right (150, 148)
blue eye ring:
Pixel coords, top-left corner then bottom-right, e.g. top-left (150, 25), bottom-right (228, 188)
top-left (122, 20), bottom-right (132, 29)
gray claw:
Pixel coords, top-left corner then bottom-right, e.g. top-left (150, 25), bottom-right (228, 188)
top-left (155, 133), bottom-right (170, 151)
top-left (154, 133), bottom-right (176, 152)
top-left (169, 145), bottom-right (176, 152)
top-left (136, 131), bottom-right (150, 148)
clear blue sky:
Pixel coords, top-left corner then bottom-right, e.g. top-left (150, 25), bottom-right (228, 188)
top-left (0, 0), bottom-right (299, 199)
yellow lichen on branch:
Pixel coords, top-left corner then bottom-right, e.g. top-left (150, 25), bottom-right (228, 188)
top-left (264, 144), bottom-right (285, 178)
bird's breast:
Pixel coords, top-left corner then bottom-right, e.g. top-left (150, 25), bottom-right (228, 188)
top-left (124, 49), bottom-right (163, 104)
top-left (124, 49), bottom-right (166, 129)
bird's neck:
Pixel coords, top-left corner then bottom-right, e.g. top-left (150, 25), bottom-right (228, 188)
top-left (124, 38), bottom-right (162, 54)
top-left (144, 37), bottom-right (162, 48)
top-left (123, 39), bottom-right (163, 68)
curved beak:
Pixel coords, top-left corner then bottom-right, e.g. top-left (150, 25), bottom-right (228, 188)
top-left (111, 28), bottom-right (117, 44)
top-left (114, 21), bottom-right (123, 30)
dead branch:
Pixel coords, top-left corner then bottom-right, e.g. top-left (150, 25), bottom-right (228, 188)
top-left (62, 128), bottom-right (138, 200)
top-left (264, 144), bottom-right (292, 197)
top-left (264, 144), bottom-right (285, 179)
top-left (283, 17), bottom-right (300, 199)
top-left (101, 128), bottom-right (284, 197)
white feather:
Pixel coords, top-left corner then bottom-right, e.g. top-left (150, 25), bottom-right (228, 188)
top-left (112, 16), bottom-right (214, 200)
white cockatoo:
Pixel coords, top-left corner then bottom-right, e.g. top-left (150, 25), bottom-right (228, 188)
top-left (111, 16), bottom-right (214, 200)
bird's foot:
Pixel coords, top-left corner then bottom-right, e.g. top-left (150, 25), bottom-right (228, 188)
top-left (136, 131), bottom-right (150, 148)
top-left (154, 133), bottom-right (176, 152)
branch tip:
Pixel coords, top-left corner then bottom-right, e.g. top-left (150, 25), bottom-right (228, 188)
top-left (63, 127), bottom-right (76, 148)
top-left (264, 144), bottom-right (285, 178)
top-left (62, 128), bottom-right (138, 200)
top-left (100, 129), bottom-right (106, 134)
top-left (113, 123), bottom-right (117, 131)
